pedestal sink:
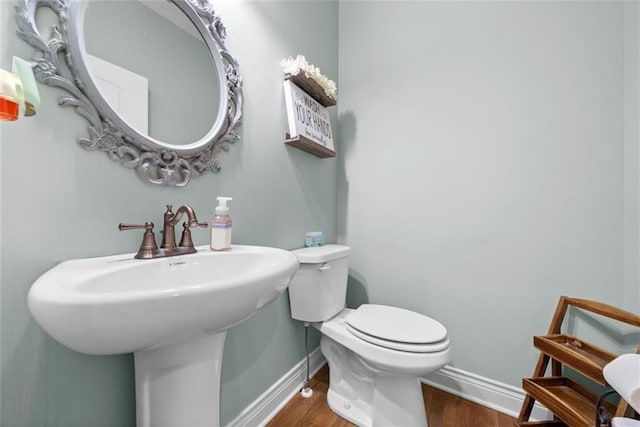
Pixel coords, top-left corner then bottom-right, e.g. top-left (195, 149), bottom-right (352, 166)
top-left (28, 245), bottom-right (299, 427)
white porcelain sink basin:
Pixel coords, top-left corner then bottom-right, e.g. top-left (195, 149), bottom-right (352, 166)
top-left (29, 245), bottom-right (298, 355)
top-left (28, 245), bottom-right (299, 427)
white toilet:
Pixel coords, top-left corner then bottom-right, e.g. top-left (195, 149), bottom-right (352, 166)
top-left (288, 245), bottom-right (451, 427)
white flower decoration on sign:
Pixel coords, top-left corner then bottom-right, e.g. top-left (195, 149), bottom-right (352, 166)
top-left (280, 55), bottom-right (337, 102)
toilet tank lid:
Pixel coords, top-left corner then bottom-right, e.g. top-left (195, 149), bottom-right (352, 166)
top-left (292, 244), bottom-right (350, 263)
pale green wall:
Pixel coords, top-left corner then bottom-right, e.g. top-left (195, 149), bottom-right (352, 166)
top-left (624, 2), bottom-right (640, 319)
top-left (0, 1), bottom-right (337, 426)
top-left (338, 0), bottom-right (638, 389)
top-left (3, 1), bottom-right (640, 426)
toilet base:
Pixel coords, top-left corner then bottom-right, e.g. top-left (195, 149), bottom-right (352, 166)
top-left (321, 335), bottom-right (429, 427)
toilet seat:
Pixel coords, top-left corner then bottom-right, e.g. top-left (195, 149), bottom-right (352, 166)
top-left (345, 304), bottom-right (449, 353)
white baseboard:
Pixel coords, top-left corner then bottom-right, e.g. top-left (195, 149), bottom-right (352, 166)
top-left (226, 347), bottom-right (326, 427)
top-left (228, 352), bottom-right (552, 426)
top-left (422, 365), bottom-right (552, 421)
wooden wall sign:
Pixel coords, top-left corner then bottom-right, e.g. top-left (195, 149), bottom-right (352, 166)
top-left (283, 80), bottom-right (335, 158)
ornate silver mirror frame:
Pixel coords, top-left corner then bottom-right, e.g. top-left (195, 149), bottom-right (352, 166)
top-left (15, 0), bottom-right (243, 186)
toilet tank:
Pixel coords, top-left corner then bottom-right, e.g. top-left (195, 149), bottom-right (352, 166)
top-left (288, 245), bottom-right (350, 322)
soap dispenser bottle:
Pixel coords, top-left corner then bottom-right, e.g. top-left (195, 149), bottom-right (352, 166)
top-left (210, 197), bottom-right (232, 251)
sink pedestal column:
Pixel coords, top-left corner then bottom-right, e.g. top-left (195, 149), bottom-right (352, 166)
top-left (134, 332), bottom-right (228, 427)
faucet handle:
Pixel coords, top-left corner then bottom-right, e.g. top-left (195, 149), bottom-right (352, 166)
top-left (119, 222), bottom-right (154, 231)
top-left (189, 220), bottom-right (208, 229)
top-left (178, 222), bottom-right (194, 248)
top-left (118, 222), bottom-right (159, 259)
top-left (178, 220), bottom-right (207, 248)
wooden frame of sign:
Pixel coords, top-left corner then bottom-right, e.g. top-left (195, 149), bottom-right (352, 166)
top-left (285, 133), bottom-right (336, 158)
top-left (283, 74), bottom-right (336, 159)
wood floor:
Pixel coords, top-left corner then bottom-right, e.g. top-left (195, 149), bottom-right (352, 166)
top-left (268, 365), bottom-right (517, 427)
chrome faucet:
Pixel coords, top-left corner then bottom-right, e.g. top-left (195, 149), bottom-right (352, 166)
top-left (119, 205), bottom-right (208, 259)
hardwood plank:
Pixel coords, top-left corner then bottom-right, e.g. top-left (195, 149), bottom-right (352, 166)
top-left (268, 365), bottom-right (518, 427)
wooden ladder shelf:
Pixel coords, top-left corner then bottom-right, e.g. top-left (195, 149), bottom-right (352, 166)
top-left (518, 296), bottom-right (640, 426)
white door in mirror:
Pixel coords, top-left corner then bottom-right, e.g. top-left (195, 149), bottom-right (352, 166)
top-left (87, 54), bottom-right (148, 135)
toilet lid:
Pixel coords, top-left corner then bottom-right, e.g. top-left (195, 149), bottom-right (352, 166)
top-left (345, 304), bottom-right (448, 352)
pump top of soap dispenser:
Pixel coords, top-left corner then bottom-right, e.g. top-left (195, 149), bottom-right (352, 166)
top-left (215, 197), bottom-right (232, 215)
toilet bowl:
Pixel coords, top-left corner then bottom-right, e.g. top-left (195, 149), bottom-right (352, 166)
top-left (288, 245), bottom-right (451, 427)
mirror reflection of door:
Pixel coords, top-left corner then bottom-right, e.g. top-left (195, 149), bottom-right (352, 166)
top-left (87, 54), bottom-right (149, 135)
top-left (83, 0), bottom-right (220, 146)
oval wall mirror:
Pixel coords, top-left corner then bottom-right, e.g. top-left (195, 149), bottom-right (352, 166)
top-left (15, 0), bottom-right (243, 187)
top-left (83, 0), bottom-right (222, 148)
